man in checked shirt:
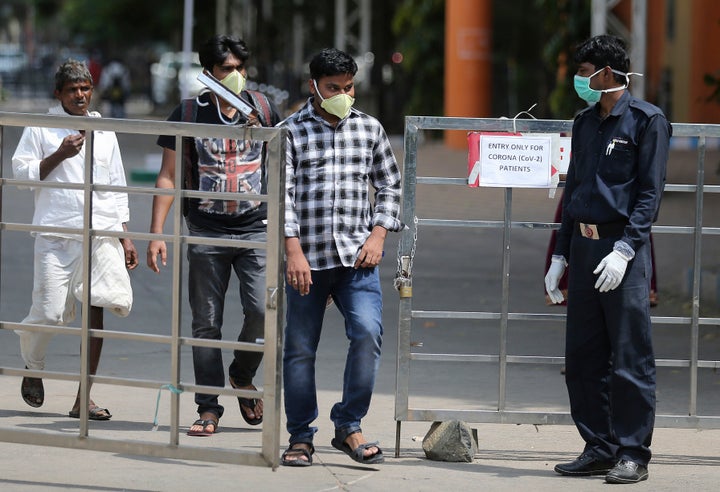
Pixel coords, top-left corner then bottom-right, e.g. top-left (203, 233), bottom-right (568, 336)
top-left (279, 48), bottom-right (403, 467)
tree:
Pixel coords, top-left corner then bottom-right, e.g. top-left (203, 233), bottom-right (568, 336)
top-left (392, 0), bottom-right (444, 117)
top-left (55, 1), bottom-right (213, 52)
top-left (536, 0), bottom-right (590, 119)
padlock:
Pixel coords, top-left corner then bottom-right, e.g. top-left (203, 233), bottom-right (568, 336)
top-left (399, 283), bottom-right (413, 298)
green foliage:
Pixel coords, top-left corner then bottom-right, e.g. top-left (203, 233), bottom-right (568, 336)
top-left (492, 0), bottom-right (547, 118)
top-left (391, 0), bottom-right (444, 117)
top-left (55, 0), bottom-right (213, 52)
top-left (535, 0), bottom-right (590, 119)
top-left (390, 0), bottom-right (589, 120)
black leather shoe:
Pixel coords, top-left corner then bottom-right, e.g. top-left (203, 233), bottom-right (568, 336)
top-left (605, 459), bottom-right (649, 484)
top-left (554, 452), bottom-right (616, 476)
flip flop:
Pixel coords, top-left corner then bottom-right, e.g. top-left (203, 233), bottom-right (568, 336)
top-left (331, 432), bottom-right (384, 465)
top-left (238, 397), bottom-right (263, 426)
top-left (69, 406), bottom-right (112, 421)
top-left (229, 378), bottom-right (263, 425)
top-left (281, 443), bottom-right (314, 467)
top-left (21, 369), bottom-right (44, 408)
top-left (186, 418), bottom-right (218, 437)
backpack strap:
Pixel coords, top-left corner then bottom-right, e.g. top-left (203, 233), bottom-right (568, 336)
top-left (180, 98), bottom-right (197, 122)
top-left (179, 98), bottom-right (198, 215)
top-left (245, 90), bottom-right (274, 127)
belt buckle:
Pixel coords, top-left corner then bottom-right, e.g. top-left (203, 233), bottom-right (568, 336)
top-left (580, 222), bottom-right (599, 240)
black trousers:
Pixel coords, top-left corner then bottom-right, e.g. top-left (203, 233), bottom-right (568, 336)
top-left (565, 235), bottom-right (656, 465)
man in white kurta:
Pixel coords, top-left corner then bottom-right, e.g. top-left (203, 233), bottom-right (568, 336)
top-left (11, 59), bottom-right (138, 420)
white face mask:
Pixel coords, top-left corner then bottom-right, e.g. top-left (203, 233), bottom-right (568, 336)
top-left (313, 79), bottom-right (354, 119)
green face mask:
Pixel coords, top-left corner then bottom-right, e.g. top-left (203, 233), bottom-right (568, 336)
top-left (220, 69), bottom-right (246, 95)
top-left (573, 67), bottom-right (639, 104)
top-left (573, 68), bottom-right (604, 103)
top-left (313, 79), bottom-right (354, 119)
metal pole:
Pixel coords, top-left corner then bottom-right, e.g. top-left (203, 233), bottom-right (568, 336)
top-left (335, 0), bottom-right (347, 51)
top-left (181, 0), bottom-right (195, 100)
top-left (216, 0), bottom-right (227, 35)
top-left (631, 0), bottom-right (647, 100)
top-left (591, 0), bottom-right (607, 36)
top-left (689, 136), bottom-right (706, 416)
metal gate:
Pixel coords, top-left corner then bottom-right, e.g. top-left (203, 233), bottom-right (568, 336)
top-left (0, 111), bottom-right (286, 468)
top-left (394, 116), bottom-right (720, 454)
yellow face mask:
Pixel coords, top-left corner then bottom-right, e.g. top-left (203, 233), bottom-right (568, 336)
top-left (220, 69), bottom-right (246, 95)
top-left (313, 79), bottom-right (354, 119)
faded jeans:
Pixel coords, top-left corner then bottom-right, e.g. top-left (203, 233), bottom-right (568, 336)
top-left (283, 266), bottom-right (383, 445)
top-left (187, 225), bottom-right (266, 419)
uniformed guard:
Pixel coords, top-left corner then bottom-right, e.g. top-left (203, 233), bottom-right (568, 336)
top-left (545, 35), bottom-right (672, 485)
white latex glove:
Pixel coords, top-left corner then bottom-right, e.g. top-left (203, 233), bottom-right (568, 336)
top-left (593, 250), bottom-right (629, 292)
top-left (545, 257), bottom-right (567, 304)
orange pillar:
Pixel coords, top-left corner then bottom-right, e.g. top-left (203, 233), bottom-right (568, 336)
top-left (444, 0), bottom-right (492, 148)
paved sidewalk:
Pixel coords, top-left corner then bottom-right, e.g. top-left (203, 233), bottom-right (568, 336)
top-left (0, 376), bottom-right (719, 491)
top-left (1, 112), bottom-right (719, 491)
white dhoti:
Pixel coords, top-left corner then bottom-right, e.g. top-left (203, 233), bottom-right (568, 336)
top-left (17, 235), bottom-right (133, 370)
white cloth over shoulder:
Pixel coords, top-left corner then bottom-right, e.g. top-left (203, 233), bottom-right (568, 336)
top-left (18, 236), bottom-right (132, 370)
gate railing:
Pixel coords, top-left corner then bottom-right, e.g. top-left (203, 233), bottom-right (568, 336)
top-left (395, 116), bottom-right (720, 455)
top-left (0, 111), bottom-right (286, 468)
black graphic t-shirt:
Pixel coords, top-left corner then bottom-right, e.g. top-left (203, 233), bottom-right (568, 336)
top-left (157, 92), bottom-right (266, 233)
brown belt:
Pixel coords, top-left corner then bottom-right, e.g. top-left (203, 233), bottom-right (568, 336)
top-left (577, 221), bottom-right (626, 240)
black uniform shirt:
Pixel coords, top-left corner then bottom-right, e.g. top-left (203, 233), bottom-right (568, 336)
top-left (555, 91), bottom-right (672, 259)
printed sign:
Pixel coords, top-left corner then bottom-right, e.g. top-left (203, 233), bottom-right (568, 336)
top-left (467, 131), bottom-right (518, 187)
top-left (477, 134), bottom-right (552, 187)
top-left (467, 132), bottom-right (566, 189)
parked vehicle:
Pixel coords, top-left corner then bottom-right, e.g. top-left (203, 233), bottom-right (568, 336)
top-left (0, 44), bottom-right (28, 84)
top-left (150, 51), bottom-right (203, 107)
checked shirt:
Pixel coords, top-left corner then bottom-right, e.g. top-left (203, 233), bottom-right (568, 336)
top-left (282, 100), bottom-right (404, 270)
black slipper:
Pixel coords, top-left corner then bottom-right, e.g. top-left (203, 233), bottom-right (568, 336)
top-left (238, 397), bottom-right (263, 425)
top-left (187, 418), bottom-right (219, 436)
top-left (21, 367), bottom-right (44, 408)
top-left (281, 443), bottom-right (314, 466)
top-left (229, 378), bottom-right (263, 425)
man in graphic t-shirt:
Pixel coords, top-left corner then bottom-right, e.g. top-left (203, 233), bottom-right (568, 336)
top-left (147, 35), bottom-right (279, 437)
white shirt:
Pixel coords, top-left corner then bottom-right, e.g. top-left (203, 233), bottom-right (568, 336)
top-left (12, 104), bottom-right (130, 235)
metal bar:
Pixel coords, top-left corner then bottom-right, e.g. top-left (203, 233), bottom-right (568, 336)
top-left (406, 409), bottom-right (574, 425)
top-left (0, 429), bottom-right (271, 466)
top-left (260, 128), bottom-right (286, 469)
top-left (497, 188), bottom-right (512, 412)
top-left (394, 119), bottom-right (418, 455)
top-left (168, 134), bottom-right (184, 446)
top-left (0, 111), bottom-right (279, 139)
top-left (392, 115), bottom-right (720, 455)
top-left (688, 136), bottom-right (706, 416)
top-left (77, 126), bottom-right (95, 436)
top-left (406, 353), bottom-right (720, 368)
top-left (0, 124), bottom-right (3, 323)
top-left (0, 111), bottom-right (285, 467)
top-left (400, 410), bottom-right (720, 429)
top-left (0, 177), bottom-right (269, 203)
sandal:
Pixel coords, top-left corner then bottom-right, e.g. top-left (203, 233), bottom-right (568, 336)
top-left (281, 442), bottom-right (314, 467)
top-left (229, 377), bottom-right (263, 426)
top-left (21, 368), bottom-right (44, 408)
top-left (331, 429), bottom-right (384, 465)
top-left (69, 405), bottom-right (112, 421)
top-left (187, 417), bottom-right (219, 437)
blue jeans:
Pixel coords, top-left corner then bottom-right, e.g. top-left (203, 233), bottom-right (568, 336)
top-left (283, 266), bottom-right (383, 445)
top-left (187, 225), bottom-right (266, 419)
